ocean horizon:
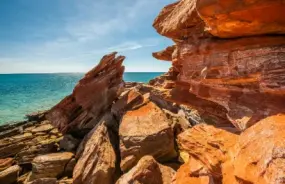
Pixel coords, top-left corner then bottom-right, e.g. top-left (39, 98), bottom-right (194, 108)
top-left (0, 72), bottom-right (164, 124)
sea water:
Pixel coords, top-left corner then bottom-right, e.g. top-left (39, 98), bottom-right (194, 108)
top-left (0, 72), bottom-right (163, 124)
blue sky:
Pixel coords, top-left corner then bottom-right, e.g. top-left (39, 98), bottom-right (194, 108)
top-left (0, 0), bottom-right (173, 73)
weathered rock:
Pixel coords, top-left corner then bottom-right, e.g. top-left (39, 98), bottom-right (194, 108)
top-left (153, 0), bottom-right (206, 40)
top-left (73, 115), bottom-right (119, 184)
top-left (111, 89), bottom-right (144, 119)
top-left (15, 140), bottom-right (60, 164)
top-left (0, 165), bottom-right (21, 184)
top-left (25, 111), bottom-right (48, 122)
top-left (0, 121), bottom-right (38, 139)
top-left (58, 178), bottom-right (73, 184)
top-left (172, 36), bottom-right (285, 130)
top-left (197, 0), bottom-right (285, 38)
top-left (0, 158), bottom-right (14, 172)
top-left (153, 45), bottom-right (176, 61)
top-left (119, 101), bottom-right (177, 172)
top-left (47, 52), bottom-right (125, 136)
top-left (173, 162), bottom-right (214, 184)
top-left (116, 156), bottom-right (175, 184)
top-left (31, 123), bottom-right (54, 133)
top-left (27, 178), bottom-right (58, 184)
top-left (0, 119), bottom-right (62, 165)
top-left (64, 158), bottom-right (76, 177)
top-left (28, 152), bottom-right (74, 181)
top-left (233, 114), bottom-right (285, 184)
top-left (177, 124), bottom-right (237, 182)
top-left (153, 0), bottom-right (285, 131)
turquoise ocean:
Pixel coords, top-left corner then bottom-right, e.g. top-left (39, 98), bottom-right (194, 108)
top-left (0, 73), bottom-right (163, 125)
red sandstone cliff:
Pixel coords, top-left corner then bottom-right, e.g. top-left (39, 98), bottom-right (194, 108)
top-left (153, 0), bottom-right (285, 131)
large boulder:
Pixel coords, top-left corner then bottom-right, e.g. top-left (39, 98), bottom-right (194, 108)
top-left (73, 114), bottom-right (119, 184)
top-left (119, 101), bottom-right (177, 172)
top-left (116, 156), bottom-right (175, 184)
top-left (177, 124), bottom-right (237, 183)
top-left (47, 52), bottom-right (125, 136)
top-left (233, 114), bottom-right (285, 184)
top-left (0, 165), bottom-right (21, 184)
top-left (153, 0), bottom-right (206, 40)
top-left (28, 152), bottom-right (74, 181)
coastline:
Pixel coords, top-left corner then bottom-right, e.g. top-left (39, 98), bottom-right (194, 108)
top-left (0, 73), bottom-right (164, 125)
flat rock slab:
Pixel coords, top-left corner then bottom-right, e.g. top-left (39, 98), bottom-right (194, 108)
top-left (29, 152), bottom-right (74, 181)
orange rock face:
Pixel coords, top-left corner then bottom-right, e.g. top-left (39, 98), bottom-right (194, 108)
top-left (153, 45), bottom-right (176, 61)
top-left (173, 163), bottom-right (214, 184)
top-left (47, 52), bottom-right (125, 135)
top-left (174, 36), bottom-right (285, 130)
top-left (73, 115), bottom-right (119, 184)
top-left (233, 114), bottom-right (285, 184)
top-left (119, 102), bottom-right (177, 172)
top-left (153, 0), bottom-right (206, 40)
top-left (153, 0), bottom-right (285, 131)
top-left (197, 0), bottom-right (285, 38)
top-left (116, 156), bottom-right (175, 184)
top-left (177, 124), bottom-right (237, 183)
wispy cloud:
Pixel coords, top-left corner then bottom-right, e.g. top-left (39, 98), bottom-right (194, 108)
top-left (107, 42), bottom-right (157, 52)
top-left (0, 0), bottom-right (174, 73)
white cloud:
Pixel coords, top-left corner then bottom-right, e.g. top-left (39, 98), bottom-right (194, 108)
top-left (0, 0), bottom-right (174, 73)
top-left (107, 42), bottom-right (157, 52)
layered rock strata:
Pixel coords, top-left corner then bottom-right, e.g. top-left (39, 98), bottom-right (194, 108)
top-left (1, 1), bottom-right (285, 183)
top-left (153, 0), bottom-right (285, 131)
top-left (47, 52), bottom-right (125, 136)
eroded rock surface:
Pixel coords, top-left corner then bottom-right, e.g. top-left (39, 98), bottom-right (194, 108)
top-left (28, 152), bottom-right (74, 181)
top-left (0, 120), bottom-right (62, 164)
top-left (73, 115), bottom-right (119, 184)
top-left (177, 124), bottom-right (237, 183)
top-left (153, 0), bottom-right (285, 131)
top-left (0, 165), bottom-right (21, 184)
top-left (0, 158), bottom-right (14, 172)
top-left (233, 114), bottom-right (285, 184)
top-left (197, 0), bottom-right (285, 38)
top-left (119, 101), bottom-right (177, 172)
top-left (116, 156), bottom-right (175, 184)
top-left (153, 45), bottom-right (176, 61)
top-left (47, 52), bottom-right (125, 135)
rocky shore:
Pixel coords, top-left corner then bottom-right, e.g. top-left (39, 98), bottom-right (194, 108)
top-left (1, 0), bottom-right (285, 184)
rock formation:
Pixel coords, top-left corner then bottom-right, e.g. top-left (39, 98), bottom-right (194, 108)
top-left (73, 115), bottom-right (119, 184)
top-left (28, 152), bottom-right (74, 182)
top-left (153, 0), bottom-right (285, 131)
top-left (116, 156), bottom-right (175, 184)
top-left (119, 101), bottom-right (177, 172)
top-left (47, 52), bottom-right (125, 136)
top-left (1, 1), bottom-right (285, 184)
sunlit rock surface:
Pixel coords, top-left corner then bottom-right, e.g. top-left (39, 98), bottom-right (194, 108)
top-left (47, 52), bottom-right (125, 136)
top-left (153, 0), bottom-right (285, 131)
